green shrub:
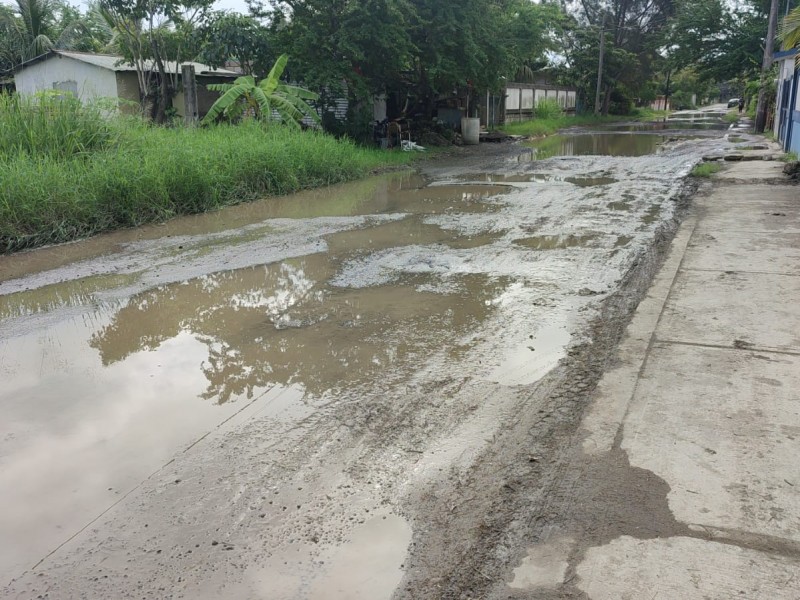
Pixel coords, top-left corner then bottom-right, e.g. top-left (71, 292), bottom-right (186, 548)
top-left (534, 99), bottom-right (563, 120)
top-left (691, 162), bottom-right (723, 177)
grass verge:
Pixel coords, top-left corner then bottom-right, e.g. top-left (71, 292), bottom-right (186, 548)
top-left (691, 162), bottom-right (724, 177)
top-left (723, 111), bottom-right (740, 123)
top-left (0, 96), bottom-right (414, 253)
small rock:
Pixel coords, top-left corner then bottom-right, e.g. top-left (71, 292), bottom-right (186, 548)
top-left (578, 287), bottom-right (601, 297)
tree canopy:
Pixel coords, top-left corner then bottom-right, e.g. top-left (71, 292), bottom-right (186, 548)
top-left (1, 0), bottom-right (778, 125)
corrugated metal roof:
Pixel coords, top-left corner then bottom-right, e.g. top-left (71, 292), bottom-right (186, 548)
top-left (15, 50), bottom-right (239, 77)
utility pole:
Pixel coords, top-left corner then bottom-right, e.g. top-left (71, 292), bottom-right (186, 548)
top-left (595, 18), bottom-right (606, 115)
top-left (755, 0), bottom-right (780, 133)
top-left (182, 65), bottom-right (199, 126)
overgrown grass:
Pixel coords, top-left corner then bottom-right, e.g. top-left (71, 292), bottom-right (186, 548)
top-left (0, 94), bottom-right (118, 160)
top-left (0, 97), bottom-right (414, 252)
top-left (778, 150), bottom-right (799, 162)
top-left (691, 162), bottom-right (724, 177)
top-left (723, 111), bottom-right (740, 123)
top-left (502, 113), bottom-right (620, 137)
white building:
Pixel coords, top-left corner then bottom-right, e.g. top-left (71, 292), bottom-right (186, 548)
top-left (12, 50), bottom-right (238, 117)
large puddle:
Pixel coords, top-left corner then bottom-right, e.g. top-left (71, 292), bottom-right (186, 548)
top-left (527, 133), bottom-right (664, 159)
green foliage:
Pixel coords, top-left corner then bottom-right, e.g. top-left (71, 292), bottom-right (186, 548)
top-left (501, 113), bottom-right (624, 137)
top-left (779, 150), bottom-right (799, 162)
top-left (670, 90), bottom-right (695, 110)
top-left (265, 0), bottom-right (561, 126)
top-left (0, 0), bottom-right (97, 71)
top-left (608, 88), bottom-right (634, 115)
top-left (723, 111), bottom-right (740, 123)
top-left (197, 12), bottom-right (273, 76)
top-left (779, 5), bottom-right (800, 54)
top-left (667, 0), bottom-right (771, 82)
top-left (0, 92), bottom-right (117, 160)
top-left (534, 99), bottom-right (562, 120)
top-left (266, 0), bottom-right (414, 108)
top-left (691, 162), bottom-right (723, 177)
top-left (202, 54), bottom-right (320, 127)
top-left (555, 0), bottom-right (676, 114)
top-left (0, 112), bottom-right (413, 252)
top-left (97, 0), bottom-right (213, 122)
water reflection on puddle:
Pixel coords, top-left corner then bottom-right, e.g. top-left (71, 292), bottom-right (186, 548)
top-left (89, 258), bottom-right (503, 403)
top-left (253, 513), bottom-right (412, 600)
top-left (0, 322), bottom-right (267, 581)
top-left (527, 133), bottom-right (664, 158)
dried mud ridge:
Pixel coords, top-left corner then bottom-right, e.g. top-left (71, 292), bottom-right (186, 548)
top-left (394, 180), bottom-right (700, 600)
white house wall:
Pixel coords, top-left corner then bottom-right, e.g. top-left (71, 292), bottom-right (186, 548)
top-left (15, 55), bottom-right (119, 103)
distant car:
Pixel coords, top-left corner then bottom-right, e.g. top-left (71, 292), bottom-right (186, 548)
top-left (727, 98), bottom-right (741, 108)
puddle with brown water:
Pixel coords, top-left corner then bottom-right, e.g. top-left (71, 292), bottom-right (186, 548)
top-left (608, 201), bottom-right (632, 211)
top-left (89, 258), bottom-right (503, 402)
top-left (528, 133), bottom-right (664, 159)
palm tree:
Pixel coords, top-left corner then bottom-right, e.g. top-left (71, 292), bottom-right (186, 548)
top-left (203, 54), bottom-right (320, 127)
top-left (779, 5), bottom-right (800, 61)
top-left (0, 0), bottom-right (89, 71)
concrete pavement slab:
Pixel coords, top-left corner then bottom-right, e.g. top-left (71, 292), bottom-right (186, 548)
top-left (577, 536), bottom-right (800, 600)
top-left (716, 161), bottom-right (792, 180)
top-left (696, 207), bottom-right (800, 237)
top-left (658, 270), bottom-right (800, 353)
top-left (622, 342), bottom-right (800, 540)
top-left (684, 229), bottom-right (800, 275)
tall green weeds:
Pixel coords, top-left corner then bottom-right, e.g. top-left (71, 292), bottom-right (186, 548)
top-left (0, 99), bottom-right (412, 252)
top-left (0, 93), bottom-right (117, 160)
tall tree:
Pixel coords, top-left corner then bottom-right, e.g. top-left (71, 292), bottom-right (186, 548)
top-left (562, 0), bottom-right (676, 113)
top-left (0, 0), bottom-right (92, 72)
top-left (265, 0), bottom-right (414, 118)
top-left (196, 12), bottom-right (273, 76)
top-left (98, 0), bottom-right (212, 122)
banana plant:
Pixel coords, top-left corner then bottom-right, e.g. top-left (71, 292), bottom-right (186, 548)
top-left (203, 54), bottom-right (320, 127)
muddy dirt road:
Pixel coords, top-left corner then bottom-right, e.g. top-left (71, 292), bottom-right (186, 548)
top-left (1, 108), bottom-right (744, 598)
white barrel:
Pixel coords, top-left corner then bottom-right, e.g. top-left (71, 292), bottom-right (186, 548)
top-left (461, 117), bottom-right (480, 145)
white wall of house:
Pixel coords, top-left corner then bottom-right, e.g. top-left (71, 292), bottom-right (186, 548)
top-left (14, 55), bottom-right (118, 103)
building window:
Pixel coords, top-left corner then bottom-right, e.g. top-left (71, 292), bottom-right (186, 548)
top-left (53, 80), bottom-right (78, 98)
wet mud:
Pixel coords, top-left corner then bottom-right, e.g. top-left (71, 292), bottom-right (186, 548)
top-left (0, 109), bottom-right (744, 598)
